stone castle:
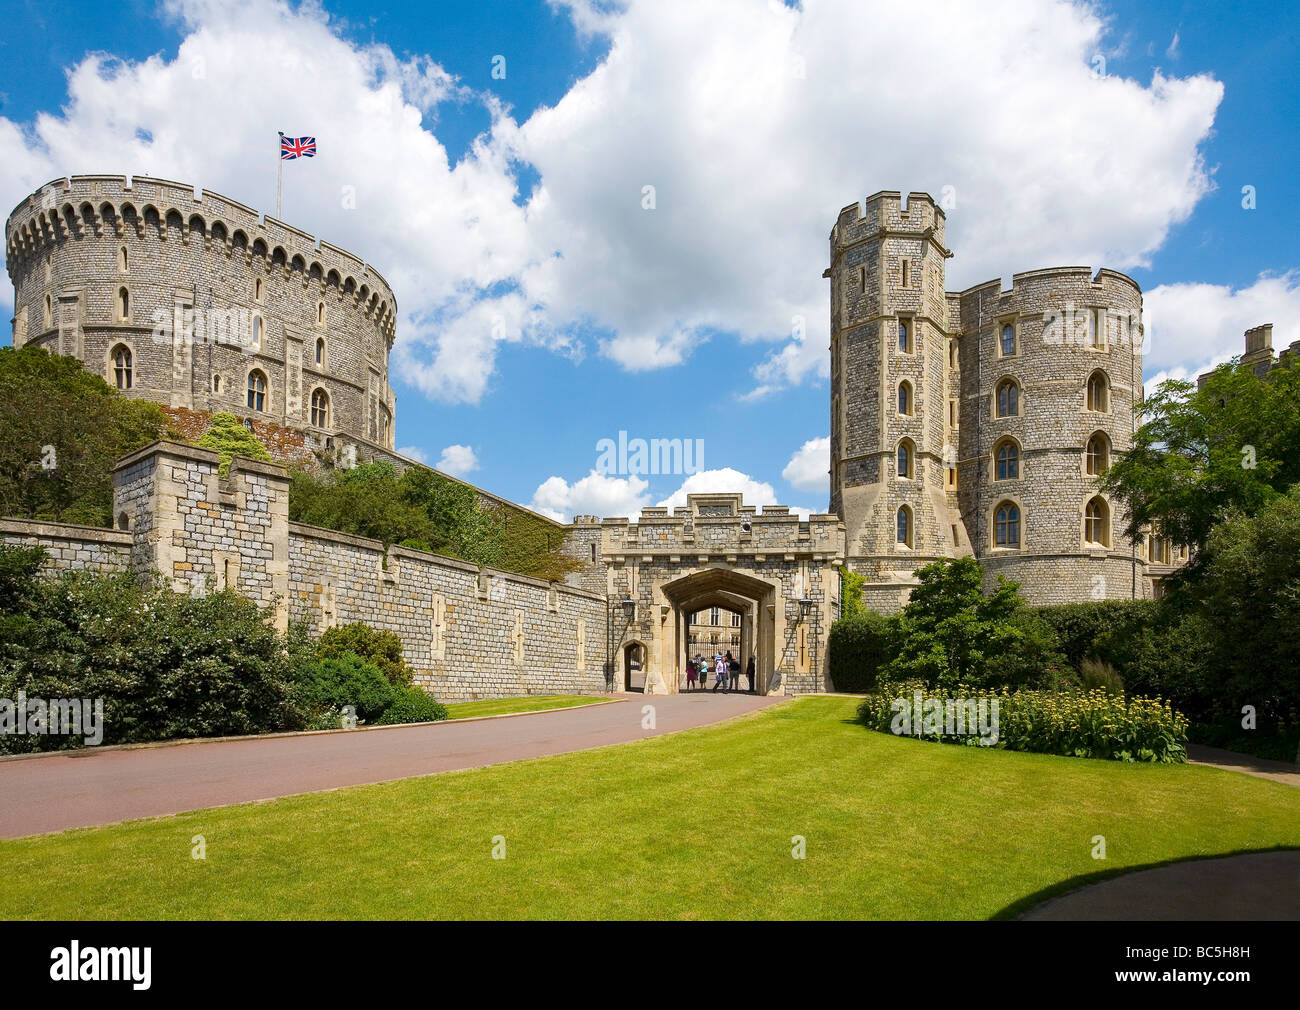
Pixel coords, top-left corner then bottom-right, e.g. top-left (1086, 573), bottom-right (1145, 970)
top-left (828, 190), bottom-right (1188, 609)
top-left (6, 177), bottom-right (1254, 699)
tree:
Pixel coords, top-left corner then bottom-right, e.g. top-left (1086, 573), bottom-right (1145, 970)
top-left (317, 621), bottom-right (414, 686)
top-left (882, 557), bottom-right (1028, 690)
top-left (197, 412), bottom-right (272, 475)
top-left (0, 346), bottom-right (172, 524)
top-left (1103, 360), bottom-right (1300, 553)
top-left (1190, 485), bottom-right (1300, 725)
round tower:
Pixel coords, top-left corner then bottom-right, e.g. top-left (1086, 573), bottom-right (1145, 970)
top-left (5, 175), bottom-right (398, 453)
top-left (954, 267), bottom-right (1147, 604)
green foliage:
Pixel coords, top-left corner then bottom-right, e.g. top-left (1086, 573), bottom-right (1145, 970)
top-left (376, 686), bottom-right (449, 725)
top-left (197, 411), bottom-right (272, 476)
top-left (1103, 359), bottom-right (1300, 552)
top-left (837, 566), bottom-right (866, 621)
top-left (290, 653), bottom-right (397, 727)
top-left (0, 566), bottom-right (299, 752)
top-left (1079, 658), bottom-right (1124, 695)
top-left (0, 346), bottom-right (172, 524)
top-left (881, 557), bottom-right (1027, 691)
top-left (1031, 600), bottom-right (1159, 669)
top-left (857, 683), bottom-right (1188, 762)
top-left (288, 460), bottom-right (578, 580)
top-left (317, 622), bottom-right (413, 686)
top-left (290, 652), bottom-right (448, 729)
top-left (826, 611), bottom-right (889, 693)
top-left (1185, 485), bottom-right (1300, 728)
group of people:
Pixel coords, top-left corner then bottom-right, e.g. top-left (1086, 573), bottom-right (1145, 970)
top-left (685, 651), bottom-right (756, 693)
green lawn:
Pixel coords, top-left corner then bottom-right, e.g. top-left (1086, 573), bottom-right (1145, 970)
top-left (444, 694), bottom-right (609, 720)
top-left (3, 696), bottom-right (1298, 919)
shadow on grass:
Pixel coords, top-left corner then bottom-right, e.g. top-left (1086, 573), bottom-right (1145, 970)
top-left (991, 845), bottom-right (1300, 921)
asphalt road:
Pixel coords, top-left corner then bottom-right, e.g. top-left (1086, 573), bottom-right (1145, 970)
top-left (0, 692), bottom-right (782, 839)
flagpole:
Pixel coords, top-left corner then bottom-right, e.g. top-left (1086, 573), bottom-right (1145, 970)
top-left (276, 132), bottom-right (283, 218)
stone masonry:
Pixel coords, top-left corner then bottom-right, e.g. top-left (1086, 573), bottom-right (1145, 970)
top-left (827, 190), bottom-right (1186, 609)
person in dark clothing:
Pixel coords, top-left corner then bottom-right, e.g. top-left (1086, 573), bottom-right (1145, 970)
top-left (746, 655), bottom-right (756, 693)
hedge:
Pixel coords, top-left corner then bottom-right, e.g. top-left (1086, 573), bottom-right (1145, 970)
top-left (827, 612), bottom-right (890, 693)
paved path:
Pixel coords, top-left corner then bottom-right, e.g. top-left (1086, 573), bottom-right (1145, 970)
top-left (1187, 743), bottom-right (1300, 788)
top-left (0, 693), bottom-right (781, 838)
top-left (1020, 850), bottom-right (1300, 920)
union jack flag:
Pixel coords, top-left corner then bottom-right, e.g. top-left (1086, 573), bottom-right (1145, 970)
top-left (279, 133), bottom-right (316, 160)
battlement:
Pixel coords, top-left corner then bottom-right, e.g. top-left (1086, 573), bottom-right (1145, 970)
top-left (831, 190), bottom-right (947, 251)
top-left (596, 493), bottom-right (844, 563)
top-left (954, 265), bottom-right (1142, 300)
top-left (6, 175), bottom-right (397, 341)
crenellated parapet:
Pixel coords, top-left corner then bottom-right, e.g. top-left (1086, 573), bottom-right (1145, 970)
top-left (6, 176), bottom-right (396, 342)
top-left (5, 174), bottom-right (398, 451)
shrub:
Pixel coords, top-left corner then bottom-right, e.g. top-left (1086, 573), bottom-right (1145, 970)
top-left (827, 611), bottom-right (890, 692)
top-left (197, 411), bottom-right (272, 476)
top-left (376, 686), bottom-right (449, 725)
top-left (290, 652), bottom-right (397, 726)
top-left (1032, 600), bottom-right (1158, 669)
top-left (317, 622), bottom-right (414, 686)
top-left (856, 684), bottom-right (1188, 763)
top-left (1, 570), bottom-right (299, 751)
top-left (1079, 657), bottom-right (1124, 695)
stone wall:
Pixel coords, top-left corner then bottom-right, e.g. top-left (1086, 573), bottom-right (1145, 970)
top-left (0, 518), bottom-right (131, 574)
top-left (287, 523), bottom-right (607, 701)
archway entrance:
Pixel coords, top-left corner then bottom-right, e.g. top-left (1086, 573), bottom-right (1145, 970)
top-left (660, 567), bottom-right (778, 696)
top-left (623, 641), bottom-right (647, 692)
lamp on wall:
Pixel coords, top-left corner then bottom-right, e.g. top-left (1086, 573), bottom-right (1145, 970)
top-left (620, 594), bottom-right (636, 620)
top-left (798, 597), bottom-right (814, 618)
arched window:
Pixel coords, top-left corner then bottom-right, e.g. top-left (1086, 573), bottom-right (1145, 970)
top-left (251, 314), bottom-right (262, 350)
top-left (43, 295), bottom-right (52, 328)
top-left (315, 337), bottom-right (325, 365)
top-left (995, 439), bottom-right (1019, 480)
top-left (212, 374), bottom-right (221, 394)
top-left (117, 286), bottom-right (130, 321)
top-left (119, 245), bottom-right (128, 272)
top-left (898, 381), bottom-right (912, 415)
top-left (896, 506), bottom-right (913, 547)
top-left (1001, 323), bottom-right (1015, 356)
top-left (316, 302), bottom-right (325, 325)
top-left (1085, 432), bottom-right (1110, 475)
top-left (254, 277), bottom-right (263, 302)
top-left (1086, 371), bottom-right (1110, 412)
top-left (898, 320), bottom-right (910, 353)
top-left (310, 388), bottom-right (329, 428)
top-left (994, 501), bottom-right (1020, 548)
top-left (247, 370), bottom-right (267, 412)
top-left (896, 440), bottom-right (913, 478)
top-left (111, 345), bottom-right (132, 390)
top-left (1084, 496), bottom-right (1110, 547)
top-left (996, 378), bottom-right (1019, 417)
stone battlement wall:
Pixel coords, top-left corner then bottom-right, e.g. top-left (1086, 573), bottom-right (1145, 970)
top-left (0, 442), bottom-right (607, 702)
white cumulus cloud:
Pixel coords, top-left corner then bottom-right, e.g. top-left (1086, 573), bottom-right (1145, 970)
top-left (0, 0), bottom-right (1226, 405)
top-left (435, 444), bottom-right (479, 477)
top-left (781, 437), bottom-right (830, 497)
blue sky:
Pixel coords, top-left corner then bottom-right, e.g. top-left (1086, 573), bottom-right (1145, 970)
top-left (2, 0), bottom-right (1297, 519)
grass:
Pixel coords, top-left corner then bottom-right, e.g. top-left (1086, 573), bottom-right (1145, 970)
top-left (443, 694), bottom-right (609, 720)
top-left (2, 696), bottom-right (1298, 919)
